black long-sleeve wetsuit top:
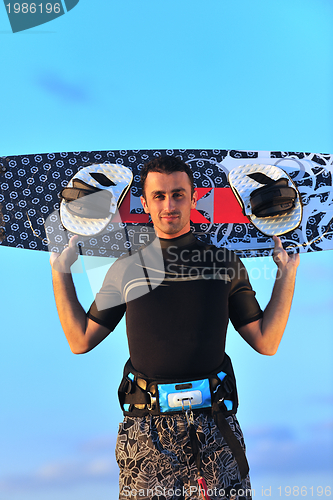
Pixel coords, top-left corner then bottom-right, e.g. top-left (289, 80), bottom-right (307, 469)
top-left (87, 231), bottom-right (263, 380)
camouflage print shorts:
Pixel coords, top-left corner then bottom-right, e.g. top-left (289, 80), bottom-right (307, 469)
top-left (115, 412), bottom-right (252, 500)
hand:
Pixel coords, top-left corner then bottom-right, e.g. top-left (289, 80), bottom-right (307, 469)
top-left (50, 235), bottom-right (80, 273)
top-left (272, 235), bottom-right (300, 272)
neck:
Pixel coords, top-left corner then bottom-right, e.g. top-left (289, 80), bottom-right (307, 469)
top-left (154, 223), bottom-right (191, 240)
top-left (157, 230), bottom-right (195, 249)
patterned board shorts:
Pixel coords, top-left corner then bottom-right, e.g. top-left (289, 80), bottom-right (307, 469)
top-left (115, 412), bottom-right (252, 500)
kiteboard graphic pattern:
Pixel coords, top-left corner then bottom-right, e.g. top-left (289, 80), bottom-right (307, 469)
top-left (0, 149), bottom-right (332, 258)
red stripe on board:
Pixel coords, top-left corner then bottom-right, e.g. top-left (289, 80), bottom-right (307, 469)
top-left (214, 188), bottom-right (249, 223)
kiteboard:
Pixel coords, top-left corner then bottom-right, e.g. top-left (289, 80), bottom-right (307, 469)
top-left (0, 149), bottom-right (332, 259)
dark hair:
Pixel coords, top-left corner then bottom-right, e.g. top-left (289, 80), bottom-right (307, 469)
top-left (140, 155), bottom-right (194, 199)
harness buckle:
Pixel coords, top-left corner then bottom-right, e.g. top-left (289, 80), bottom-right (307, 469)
top-left (147, 391), bottom-right (157, 411)
top-left (124, 375), bottom-right (133, 395)
top-left (181, 397), bottom-right (194, 425)
top-left (185, 409), bottom-right (195, 426)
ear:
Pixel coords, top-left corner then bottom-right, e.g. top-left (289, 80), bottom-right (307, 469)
top-left (140, 195), bottom-right (150, 214)
top-left (191, 189), bottom-right (198, 209)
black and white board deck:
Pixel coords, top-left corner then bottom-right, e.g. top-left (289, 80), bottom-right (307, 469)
top-left (0, 149), bottom-right (332, 259)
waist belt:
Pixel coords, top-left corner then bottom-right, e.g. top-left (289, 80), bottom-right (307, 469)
top-left (118, 355), bottom-right (249, 485)
top-left (120, 370), bottom-right (234, 415)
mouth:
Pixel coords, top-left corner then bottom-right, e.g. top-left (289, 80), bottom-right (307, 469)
top-left (160, 213), bottom-right (180, 222)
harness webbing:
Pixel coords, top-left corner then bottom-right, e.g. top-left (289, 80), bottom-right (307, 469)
top-left (212, 401), bottom-right (249, 479)
top-left (188, 421), bottom-right (212, 500)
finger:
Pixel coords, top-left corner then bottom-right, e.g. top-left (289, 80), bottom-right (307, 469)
top-left (272, 236), bottom-right (284, 259)
top-left (272, 235), bottom-right (283, 250)
top-left (67, 235), bottom-right (81, 256)
top-left (68, 234), bottom-right (79, 248)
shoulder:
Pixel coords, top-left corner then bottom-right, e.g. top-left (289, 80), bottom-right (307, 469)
top-left (101, 250), bottom-right (137, 286)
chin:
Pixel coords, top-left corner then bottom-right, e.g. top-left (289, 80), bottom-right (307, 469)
top-left (160, 225), bottom-right (188, 238)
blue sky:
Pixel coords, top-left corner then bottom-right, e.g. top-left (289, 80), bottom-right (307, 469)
top-left (0, 1), bottom-right (332, 499)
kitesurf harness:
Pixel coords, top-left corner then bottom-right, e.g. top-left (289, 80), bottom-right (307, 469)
top-left (249, 173), bottom-right (297, 217)
top-left (118, 355), bottom-right (249, 498)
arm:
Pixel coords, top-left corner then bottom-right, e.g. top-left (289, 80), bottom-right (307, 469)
top-left (238, 236), bottom-right (300, 356)
top-left (50, 235), bottom-right (111, 354)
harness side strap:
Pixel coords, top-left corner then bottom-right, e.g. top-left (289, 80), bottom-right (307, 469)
top-left (118, 383), bottom-right (151, 411)
top-left (212, 402), bottom-right (249, 480)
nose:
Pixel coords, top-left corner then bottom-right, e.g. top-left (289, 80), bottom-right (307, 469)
top-left (164, 195), bottom-right (175, 212)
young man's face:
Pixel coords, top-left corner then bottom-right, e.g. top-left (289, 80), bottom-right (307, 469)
top-left (140, 171), bottom-right (197, 239)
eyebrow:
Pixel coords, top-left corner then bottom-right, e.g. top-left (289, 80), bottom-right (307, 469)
top-left (151, 188), bottom-right (186, 196)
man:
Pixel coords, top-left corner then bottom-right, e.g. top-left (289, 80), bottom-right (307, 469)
top-left (50, 156), bottom-right (299, 500)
